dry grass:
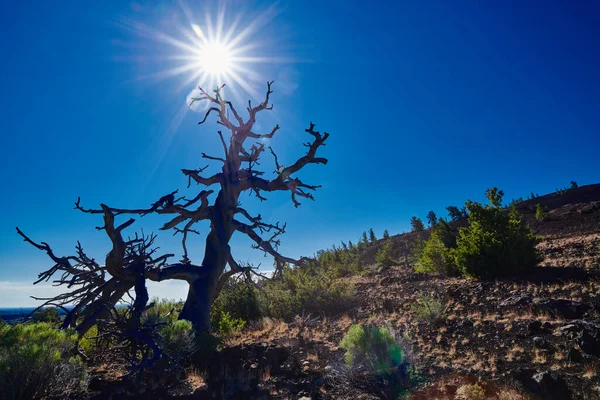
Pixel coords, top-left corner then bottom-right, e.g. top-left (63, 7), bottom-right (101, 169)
top-left (186, 368), bottom-right (206, 391)
top-left (532, 349), bottom-right (548, 364)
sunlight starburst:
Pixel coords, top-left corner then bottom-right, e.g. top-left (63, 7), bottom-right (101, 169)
top-left (118, 3), bottom-right (288, 106)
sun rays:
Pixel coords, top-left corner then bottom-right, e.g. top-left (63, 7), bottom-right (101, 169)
top-left (116, 3), bottom-right (288, 106)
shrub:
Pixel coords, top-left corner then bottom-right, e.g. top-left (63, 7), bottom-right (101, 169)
top-left (214, 312), bottom-right (245, 338)
top-left (376, 240), bottom-right (394, 268)
top-left (262, 264), bottom-right (354, 321)
top-left (535, 203), bottom-right (545, 221)
top-left (415, 230), bottom-right (456, 276)
top-left (211, 279), bottom-right (264, 331)
top-left (30, 307), bottom-right (62, 325)
top-left (453, 189), bottom-right (543, 279)
top-left (411, 294), bottom-right (445, 324)
top-left (456, 383), bottom-right (486, 399)
top-left (0, 322), bottom-right (87, 400)
top-left (339, 324), bottom-right (404, 372)
top-left (158, 319), bottom-right (196, 360)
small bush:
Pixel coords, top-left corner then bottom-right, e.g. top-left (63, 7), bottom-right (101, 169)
top-left (339, 324), bottom-right (404, 372)
top-left (30, 307), bottom-right (62, 325)
top-left (376, 240), bottom-right (394, 268)
top-left (415, 231), bottom-right (455, 275)
top-left (453, 188), bottom-right (542, 279)
top-left (262, 264), bottom-right (354, 321)
top-left (214, 312), bottom-right (245, 338)
top-left (211, 279), bottom-right (264, 331)
top-left (411, 295), bottom-right (445, 324)
top-left (535, 203), bottom-right (545, 221)
top-left (158, 319), bottom-right (196, 360)
top-left (456, 383), bottom-right (486, 399)
top-left (0, 322), bottom-right (87, 400)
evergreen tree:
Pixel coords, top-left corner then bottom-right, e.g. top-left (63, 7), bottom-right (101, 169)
top-left (383, 229), bottom-right (390, 239)
top-left (426, 211), bottom-right (437, 227)
top-left (362, 231), bottom-right (369, 245)
top-left (369, 228), bottom-right (377, 243)
top-left (410, 216), bottom-right (425, 232)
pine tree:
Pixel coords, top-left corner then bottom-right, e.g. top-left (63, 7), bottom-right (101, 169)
top-left (369, 228), bottom-right (377, 243)
top-left (383, 229), bottom-right (390, 239)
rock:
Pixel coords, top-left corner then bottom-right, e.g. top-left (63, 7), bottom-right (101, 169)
top-left (88, 377), bottom-right (104, 392)
top-left (458, 319), bottom-right (474, 329)
top-left (579, 329), bottom-right (600, 357)
top-left (555, 324), bottom-right (580, 338)
top-left (302, 360), bottom-right (310, 366)
top-left (501, 295), bottom-right (531, 307)
top-left (324, 365), bottom-right (333, 373)
top-left (532, 371), bottom-right (571, 400)
top-left (578, 201), bottom-right (600, 214)
top-left (567, 347), bottom-right (584, 363)
top-left (528, 320), bottom-right (544, 335)
top-left (534, 299), bottom-right (591, 319)
top-left (533, 337), bottom-right (556, 353)
top-left (513, 369), bottom-right (571, 400)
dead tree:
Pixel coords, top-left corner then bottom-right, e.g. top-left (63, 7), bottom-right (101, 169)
top-left (17, 82), bottom-right (329, 333)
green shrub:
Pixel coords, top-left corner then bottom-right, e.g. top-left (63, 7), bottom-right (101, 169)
top-left (411, 295), bottom-right (445, 324)
top-left (376, 240), bottom-right (394, 268)
top-left (214, 312), bottom-right (245, 338)
top-left (0, 322), bottom-right (87, 400)
top-left (30, 307), bottom-right (62, 325)
top-left (262, 264), bottom-right (354, 321)
top-left (415, 230), bottom-right (456, 275)
top-left (535, 203), bottom-right (545, 221)
top-left (211, 279), bottom-right (264, 331)
top-left (158, 319), bottom-right (196, 360)
top-left (453, 188), bottom-right (542, 279)
top-left (339, 325), bottom-right (403, 372)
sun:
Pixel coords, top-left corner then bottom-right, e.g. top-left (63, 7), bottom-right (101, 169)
top-left (117, 4), bottom-right (290, 110)
top-left (198, 41), bottom-right (233, 75)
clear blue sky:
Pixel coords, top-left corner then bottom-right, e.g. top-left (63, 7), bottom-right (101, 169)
top-left (1, 1), bottom-right (599, 306)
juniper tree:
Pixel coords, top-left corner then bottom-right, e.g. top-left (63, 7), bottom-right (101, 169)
top-left (368, 228), bottom-right (377, 243)
top-left (17, 82), bottom-right (329, 334)
top-left (410, 216), bottom-right (425, 233)
top-left (426, 211), bottom-right (437, 228)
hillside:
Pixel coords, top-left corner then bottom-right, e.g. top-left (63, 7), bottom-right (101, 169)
top-left (213, 184), bottom-right (600, 399)
top-left (21, 184), bottom-right (600, 400)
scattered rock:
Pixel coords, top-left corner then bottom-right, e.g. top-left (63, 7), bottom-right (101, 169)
top-left (532, 371), bottom-right (571, 400)
top-left (534, 299), bottom-right (591, 319)
top-left (579, 329), bottom-right (600, 357)
top-left (513, 369), bottom-right (571, 400)
top-left (500, 295), bottom-right (531, 307)
top-left (528, 320), bottom-right (548, 335)
top-left (323, 365), bottom-right (333, 373)
top-left (533, 337), bottom-right (556, 353)
top-left (88, 377), bottom-right (104, 392)
top-left (567, 347), bottom-right (584, 363)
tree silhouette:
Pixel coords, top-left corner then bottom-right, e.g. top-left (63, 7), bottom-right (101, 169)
top-left (426, 211), bottom-right (437, 227)
top-left (17, 82), bottom-right (329, 333)
top-left (368, 228), bottom-right (377, 243)
top-left (410, 216), bottom-right (425, 232)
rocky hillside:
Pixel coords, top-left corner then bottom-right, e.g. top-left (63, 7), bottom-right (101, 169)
top-left (86, 185), bottom-right (600, 399)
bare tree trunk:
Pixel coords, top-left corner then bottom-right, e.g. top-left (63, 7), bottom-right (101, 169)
top-left (179, 190), bottom-right (234, 331)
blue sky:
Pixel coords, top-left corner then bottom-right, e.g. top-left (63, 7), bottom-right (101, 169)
top-left (1, 1), bottom-right (599, 306)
